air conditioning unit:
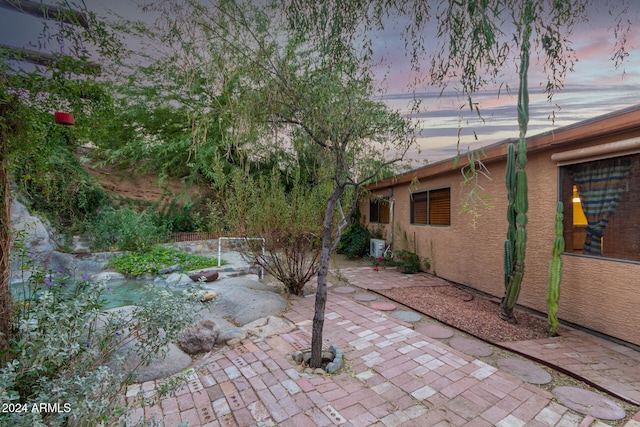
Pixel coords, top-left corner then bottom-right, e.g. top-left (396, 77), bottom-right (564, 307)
top-left (370, 239), bottom-right (386, 258)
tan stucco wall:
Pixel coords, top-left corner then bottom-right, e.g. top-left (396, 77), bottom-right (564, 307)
top-left (362, 139), bottom-right (640, 347)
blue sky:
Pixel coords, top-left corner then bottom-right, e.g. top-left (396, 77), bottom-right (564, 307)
top-left (2, 1), bottom-right (640, 166)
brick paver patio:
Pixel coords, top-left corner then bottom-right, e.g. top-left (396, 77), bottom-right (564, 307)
top-left (125, 267), bottom-right (640, 426)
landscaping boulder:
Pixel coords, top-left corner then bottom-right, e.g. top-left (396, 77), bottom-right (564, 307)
top-left (178, 319), bottom-right (220, 355)
top-left (10, 200), bottom-right (57, 258)
top-left (158, 263), bottom-right (183, 274)
top-left (199, 276), bottom-right (287, 325)
top-left (211, 318), bottom-right (248, 345)
top-left (165, 272), bottom-right (193, 285)
top-left (90, 271), bottom-right (126, 282)
top-left (242, 316), bottom-right (296, 338)
top-left (103, 306), bottom-right (192, 382)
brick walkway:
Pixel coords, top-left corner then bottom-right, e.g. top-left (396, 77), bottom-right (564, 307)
top-left (125, 267), bottom-right (640, 426)
top-left (337, 267), bottom-right (640, 408)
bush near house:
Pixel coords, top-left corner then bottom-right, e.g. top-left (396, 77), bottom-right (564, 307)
top-left (337, 221), bottom-right (371, 259)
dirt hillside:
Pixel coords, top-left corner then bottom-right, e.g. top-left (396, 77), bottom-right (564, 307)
top-left (83, 160), bottom-right (200, 206)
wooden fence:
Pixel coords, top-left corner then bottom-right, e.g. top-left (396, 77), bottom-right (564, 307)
top-left (165, 232), bottom-right (218, 243)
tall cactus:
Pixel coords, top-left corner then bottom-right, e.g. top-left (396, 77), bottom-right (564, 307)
top-left (500, 1), bottom-right (532, 324)
top-left (547, 202), bottom-right (564, 336)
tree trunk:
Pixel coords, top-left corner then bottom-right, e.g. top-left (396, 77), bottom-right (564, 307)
top-left (310, 184), bottom-right (345, 368)
top-left (0, 123), bottom-right (12, 358)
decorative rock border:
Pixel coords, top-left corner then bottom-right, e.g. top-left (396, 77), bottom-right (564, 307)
top-left (290, 345), bottom-right (344, 374)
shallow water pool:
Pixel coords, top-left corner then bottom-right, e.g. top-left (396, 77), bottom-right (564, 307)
top-left (10, 279), bottom-right (198, 310)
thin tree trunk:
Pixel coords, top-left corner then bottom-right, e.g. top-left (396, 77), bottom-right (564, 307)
top-left (310, 184), bottom-right (345, 368)
top-left (0, 123), bottom-right (12, 358)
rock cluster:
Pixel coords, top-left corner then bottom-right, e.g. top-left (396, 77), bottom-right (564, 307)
top-left (290, 345), bottom-right (343, 374)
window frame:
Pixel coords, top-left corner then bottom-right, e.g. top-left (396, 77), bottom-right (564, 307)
top-left (558, 152), bottom-right (640, 264)
top-left (369, 197), bottom-right (390, 224)
top-left (410, 187), bottom-right (451, 226)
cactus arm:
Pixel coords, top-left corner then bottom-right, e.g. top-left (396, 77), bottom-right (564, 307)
top-left (547, 202), bottom-right (564, 336)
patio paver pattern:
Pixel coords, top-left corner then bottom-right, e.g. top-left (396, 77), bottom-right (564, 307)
top-left (125, 267), bottom-right (640, 426)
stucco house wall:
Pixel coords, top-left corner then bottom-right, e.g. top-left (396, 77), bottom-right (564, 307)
top-left (361, 106), bottom-right (640, 347)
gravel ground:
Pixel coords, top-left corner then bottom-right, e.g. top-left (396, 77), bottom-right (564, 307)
top-left (378, 284), bottom-right (558, 342)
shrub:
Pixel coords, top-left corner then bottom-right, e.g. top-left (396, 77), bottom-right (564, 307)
top-left (88, 207), bottom-right (170, 252)
top-left (222, 170), bottom-right (328, 295)
top-left (337, 222), bottom-right (371, 259)
top-left (2, 250), bottom-right (200, 426)
top-left (150, 199), bottom-right (209, 233)
top-left (11, 128), bottom-right (109, 231)
top-left (110, 245), bottom-right (220, 277)
top-left (377, 249), bottom-right (429, 274)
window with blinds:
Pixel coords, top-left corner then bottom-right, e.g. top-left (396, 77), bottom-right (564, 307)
top-left (369, 198), bottom-right (390, 224)
top-left (411, 188), bottom-right (451, 226)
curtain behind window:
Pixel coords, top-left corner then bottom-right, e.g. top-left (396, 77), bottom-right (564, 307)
top-left (570, 157), bottom-right (633, 256)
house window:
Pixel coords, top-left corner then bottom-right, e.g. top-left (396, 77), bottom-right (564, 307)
top-left (411, 187), bottom-right (451, 226)
top-left (369, 198), bottom-right (390, 224)
top-left (560, 153), bottom-right (640, 262)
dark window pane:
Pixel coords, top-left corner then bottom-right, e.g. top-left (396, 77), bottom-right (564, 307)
top-left (429, 188), bottom-right (451, 225)
top-left (369, 200), bottom-right (380, 223)
top-left (411, 192), bottom-right (428, 224)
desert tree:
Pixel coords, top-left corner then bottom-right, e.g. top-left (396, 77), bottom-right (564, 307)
top-left (123, 0), bottom-right (416, 367)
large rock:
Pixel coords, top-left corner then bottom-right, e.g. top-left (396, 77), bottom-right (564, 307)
top-left (199, 276), bottom-right (287, 325)
top-left (178, 319), bottom-right (219, 355)
top-left (165, 272), bottom-right (193, 286)
top-left (121, 342), bottom-right (192, 383)
top-left (212, 318), bottom-right (248, 345)
top-left (104, 306), bottom-right (192, 382)
top-left (9, 200), bottom-right (107, 282)
top-left (10, 200), bottom-right (57, 257)
top-left (9, 200), bottom-right (57, 281)
top-left (90, 271), bottom-right (126, 282)
top-left (242, 316), bottom-right (296, 338)
top-left (158, 264), bottom-right (183, 274)
top-left (48, 251), bottom-right (108, 278)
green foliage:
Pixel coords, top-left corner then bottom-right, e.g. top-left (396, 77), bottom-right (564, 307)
top-left (547, 202), bottom-right (564, 336)
top-left (337, 221), bottom-right (371, 259)
top-left (2, 249), bottom-right (199, 426)
top-left (87, 207), bottom-right (170, 252)
top-left (150, 199), bottom-right (207, 233)
top-left (221, 170), bottom-right (329, 295)
top-left (10, 117), bottom-right (109, 230)
top-left (110, 245), bottom-right (220, 277)
top-left (376, 249), bottom-right (428, 274)
top-left (459, 148), bottom-right (495, 228)
top-left (393, 250), bottom-right (423, 274)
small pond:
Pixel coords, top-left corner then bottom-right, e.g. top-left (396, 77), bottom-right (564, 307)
top-left (10, 279), bottom-right (201, 310)
top-left (98, 279), bottom-right (201, 309)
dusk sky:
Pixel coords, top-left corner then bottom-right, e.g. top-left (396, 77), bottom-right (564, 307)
top-left (2, 1), bottom-right (639, 167)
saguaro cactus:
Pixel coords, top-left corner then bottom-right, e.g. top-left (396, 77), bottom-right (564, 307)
top-left (501, 140), bottom-right (528, 323)
top-left (547, 202), bottom-right (564, 336)
top-left (500, 3), bottom-right (532, 324)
